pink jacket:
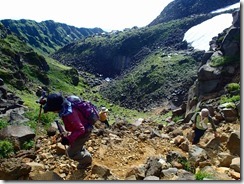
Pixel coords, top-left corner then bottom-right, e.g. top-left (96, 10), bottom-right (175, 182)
top-left (61, 107), bottom-right (89, 145)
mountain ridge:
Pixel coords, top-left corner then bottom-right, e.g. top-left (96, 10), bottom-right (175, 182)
top-left (148, 0), bottom-right (239, 26)
top-left (0, 19), bottom-right (103, 54)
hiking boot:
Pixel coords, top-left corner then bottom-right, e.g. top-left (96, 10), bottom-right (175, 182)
top-left (77, 162), bottom-right (92, 170)
top-left (77, 153), bottom-right (92, 170)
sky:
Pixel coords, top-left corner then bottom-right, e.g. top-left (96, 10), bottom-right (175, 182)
top-left (0, 0), bottom-right (173, 31)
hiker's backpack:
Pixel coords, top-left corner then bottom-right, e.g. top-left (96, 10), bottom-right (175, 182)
top-left (66, 95), bottom-right (99, 125)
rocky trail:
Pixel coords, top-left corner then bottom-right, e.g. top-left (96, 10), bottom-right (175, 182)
top-left (30, 120), bottom-right (188, 180)
top-left (0, 117), bottom-right (240, 180)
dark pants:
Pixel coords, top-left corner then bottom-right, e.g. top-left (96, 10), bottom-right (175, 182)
top-left (101, 120), bottom-right (110, 128)
top-left (67, 131), bottom-right (92, 169)
top-left (192, 128), bottom-right (206, 144)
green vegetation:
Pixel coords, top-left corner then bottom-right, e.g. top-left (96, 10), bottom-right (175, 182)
top-left (100, 51), bottom-right (199, 111)
top-left (210, 55), bottom-right (240, 67)
top-left (220, 83), bottom-right (240, 104)
top-left (220, 95), bottom-right (240, 104)
top-left (226, 83), bottom-right (240, 92)
top-left (0, 140), bottom-right (14, 158)
top-left (51, 15), bottom-right (212, 77)
top-left (22, 140), bottom-right (34, 150)
top-left (178, 158), bottom-right (195, 173)
top-left (0, 119), bottom-right (8, 129)
top-left (0, 25), bottom-right (50, 90)
top-left (172, 115), bottom-right (184, 123)
top-left (195, 170), bottom-right (213, 180)
top-left (159, 111), bottom-right (172, 125)
top-left (0, 19), bottom-right (103, 55)
top-left (7, 53), bottom-right (151, 132)
top-left (24, 108), bottom-right (57, 131)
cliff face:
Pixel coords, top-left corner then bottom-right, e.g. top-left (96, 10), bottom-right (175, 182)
top-left (185, 10), bottom-right (240, 116)
top-left (148, 0), bottom-right (239, 26)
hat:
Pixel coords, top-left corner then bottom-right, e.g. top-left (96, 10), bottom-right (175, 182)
top-left (43, 93), bottom-right (63, 113)
top-left (200, 108), bottom-right (209, 117)
top-left (101, 107), bottom-right (108, 112)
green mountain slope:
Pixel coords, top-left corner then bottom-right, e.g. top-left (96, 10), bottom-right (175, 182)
top-left (0, 23), bottom-right (147, 127)
top-left (0, 19), bottom-right (103, 54)
top-left (100, 50), bottom-right (202, 111)
top-left (51, 14), bottom-right (214, 77)
top-left (0, 23), bottom-right (50, 90)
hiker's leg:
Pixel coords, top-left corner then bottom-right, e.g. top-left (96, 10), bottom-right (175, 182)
top-left (192, 128), bottom-right (205, 144)
top-left (104, 120), bottom-right (110, 128)
top-left (67, 132), bottom-right (92, 167)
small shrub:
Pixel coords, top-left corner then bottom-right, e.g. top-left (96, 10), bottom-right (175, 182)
top-left (210, 56), bottom-right (227, 66)
top-left (37, 72), bottom-right (50, 85)
top-left (25, 109), bottom-right (57, 127)
top-left (220, 95), bottom-right (240, 104)
top-left (22, 140), bottom-right (34, 150)
top-left (210, 56), bottom-right (239, 67)
top-left (172, 115), bottom-right (184, 123)
top-left (70, 68), bottom-right (79, 86)
top-left (178, 158), bottom-right (195, 173)
top-left (0, 119), bottom-right (8, 129)
top-left (0, 140), bottom-right (14, 158)
top-left (226, 83), bottom-right (240, 92)
top-left (195, 171), bottom-right (213, 180)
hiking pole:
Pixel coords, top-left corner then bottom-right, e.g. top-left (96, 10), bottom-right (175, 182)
top-left (33, 104), bottom-right (43, 151)
top-left (37, 104), bottom-right (43, 126)
top-left (34, 91), bottom-right (47, 151)
top-left (55, 120), bottom-right (68, 156)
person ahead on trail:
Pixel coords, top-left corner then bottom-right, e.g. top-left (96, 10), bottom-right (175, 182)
top-left (99, 107), bottom-right (110, 128)
top-left (42, 93), bottom-right (92, 169)
top-left (191, 108), bottom-right (218, 145)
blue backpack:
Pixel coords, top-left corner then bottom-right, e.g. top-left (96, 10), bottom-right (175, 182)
top-left (66, 95), bottom-right (99, 125)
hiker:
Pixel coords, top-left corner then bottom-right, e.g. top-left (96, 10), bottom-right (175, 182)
top-left (99, 107), bottom-right (110, 128)
top-left (191, 108), bottom-right (218, 145)
top-left (42, 93), bottom-right (93, 169)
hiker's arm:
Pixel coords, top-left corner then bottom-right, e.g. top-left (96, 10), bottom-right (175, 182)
top-left (191, 113), bottom-right (197, 129)
top-left (62, 110), bottom-right (85, 145)
top-left (208, 116), bottom-right (218, 137)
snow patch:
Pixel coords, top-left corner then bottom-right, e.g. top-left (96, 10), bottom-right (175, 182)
top-left (183, 3), bottom-right (240, 51)
top-left (183, 14), bottom-right (233, 51)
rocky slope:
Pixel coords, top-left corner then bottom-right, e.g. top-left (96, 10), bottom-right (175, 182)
top-left (149, 0), bottom-right (239, 25)
top-left (0, 114), bottom-right (240, 180)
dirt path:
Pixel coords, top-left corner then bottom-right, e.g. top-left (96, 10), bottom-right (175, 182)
top-left (88, 134), bottom-right (186, 179)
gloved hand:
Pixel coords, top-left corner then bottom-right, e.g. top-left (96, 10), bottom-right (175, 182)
top-left (39, 98), bottom-right (46, 105)
top-left (61, 137), bottom-right (69, 145)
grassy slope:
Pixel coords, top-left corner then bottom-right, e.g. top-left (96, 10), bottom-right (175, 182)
top-left (100, 50), bottom-right (200, 111)
top-left (0, 19), bottom-right (103, 55)
top-left (11, 56), bottom-right (155, 129)
top-left (0, 23), bottom-right (157, 131)
top-left (51, 15), bottom-right (212, 77)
